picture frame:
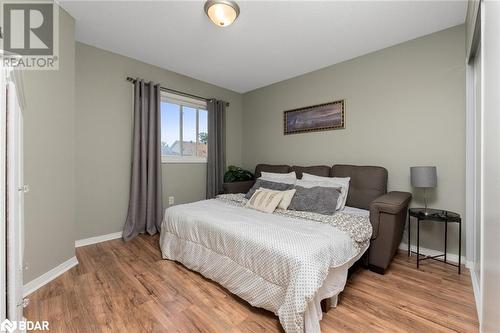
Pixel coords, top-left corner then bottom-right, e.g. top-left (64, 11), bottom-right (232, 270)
top-left (283, 99), bottom-right (345, 135)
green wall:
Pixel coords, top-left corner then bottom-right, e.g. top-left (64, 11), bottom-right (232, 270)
top-left (242, 25), bottom-right (466, 255)
top-left (75, 42), bottom-right (243, 239)
top-left (23, 8), bottom-right (76, 283)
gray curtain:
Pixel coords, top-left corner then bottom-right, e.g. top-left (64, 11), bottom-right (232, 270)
top-left (206, 99), bottom-right (226, 198)
top-left (123, 80), bottom-right (163, 241)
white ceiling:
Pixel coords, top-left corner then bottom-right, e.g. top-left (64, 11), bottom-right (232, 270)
top-left (60, 1), bottom-right (467, 93)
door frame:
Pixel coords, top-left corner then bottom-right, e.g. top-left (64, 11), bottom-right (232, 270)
top-left (0, 69), bottom-right (7, 322)
top-left (6, 75), bottom-right (24, 326)
top-left (465, 2), bottom-right (482, 323)
top-left (466, 47), bottom-right (483, 321)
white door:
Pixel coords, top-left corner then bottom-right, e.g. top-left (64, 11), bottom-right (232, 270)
top-left (6, 77), bottom-right (24, 327)
top-left (0, 69), bottom-right (7, 324)
top-left (473, 45), bottom-right (481, 284)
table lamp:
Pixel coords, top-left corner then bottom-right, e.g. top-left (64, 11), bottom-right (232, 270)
top-left (410, 166), bottom-right (437, 215)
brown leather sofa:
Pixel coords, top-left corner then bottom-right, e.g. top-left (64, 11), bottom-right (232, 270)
top-left (223, 164), bottom-right (412, 274)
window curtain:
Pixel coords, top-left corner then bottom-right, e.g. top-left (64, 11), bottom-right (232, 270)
top-left (123, 79), bottom-right (163, 241)
top-left (206, 99), bottom-right (226, 198)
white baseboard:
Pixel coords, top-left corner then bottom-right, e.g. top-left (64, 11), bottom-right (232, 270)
top-left (469, 267), bottom-right (481, 320)
top-left (399, 243), bottom-right (471, 267)
top-left (23, 256), bottom-right (78, 297)
top-left (23, 232), bottom-right (122, 297)
top-left (75, 231), bottom-right (122, 247)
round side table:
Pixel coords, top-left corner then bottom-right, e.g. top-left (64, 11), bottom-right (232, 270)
top-left (407, 208), bottom-right (462, 274)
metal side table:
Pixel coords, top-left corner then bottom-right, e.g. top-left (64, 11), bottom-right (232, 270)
top-left (407, 208), bottom-right (462, 274)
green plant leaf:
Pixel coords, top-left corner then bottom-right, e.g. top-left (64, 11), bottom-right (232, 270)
top-left (223, 166), bottom-right (254, 183)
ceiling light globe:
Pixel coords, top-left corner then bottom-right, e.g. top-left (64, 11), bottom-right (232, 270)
top-left (204, 0), bottom-right (240, 27)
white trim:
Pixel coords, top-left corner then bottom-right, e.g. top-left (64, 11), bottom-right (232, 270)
top-left (161, 91), bottom-right (207, 110)
top-left (0, 68), bottom-right (7, 322)
top-left (470, 267), bottom-right (481, 319)
top-left (398, 243), bottom-right (471, 267)
top-left (479, 6), bottom-right (485, 327)
top-left (161, 155), bottom-right (207, 164)
top-left (23, 256), bottom-right (78, 297)
top-left (465, 60), bottom-right (475, 265)
top-left (75, 231), bottom-right (122, 248)
top-left (6, 79), bottom-right (24, 323)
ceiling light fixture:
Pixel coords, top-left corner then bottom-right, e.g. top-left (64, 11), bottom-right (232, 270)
top-left (204, 0), bottom-right (240, 27)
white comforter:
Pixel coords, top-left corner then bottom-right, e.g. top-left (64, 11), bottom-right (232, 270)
top-left (160, 198), bottom-right (371, 333)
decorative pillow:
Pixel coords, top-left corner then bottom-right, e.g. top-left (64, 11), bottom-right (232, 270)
top-left (300, 173), bottom-right (351, 210)
top-left (260, 171), bottom-right (297, 184)
top-left (277, 189), bottom-right (297, 210)
top-left (245, 179), bottom-right (294, 199)
top-left (246, 188), bottom-right (285, 213)
top-left (295, 179), bottom-right (344, 210)
top-left (288, 185), bottom-right (341, 215)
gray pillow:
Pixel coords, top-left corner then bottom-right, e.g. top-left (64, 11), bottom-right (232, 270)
top-left (288, 185), bottom-right (341, 215)
top-left (245, 179), bottom-right (294, 199)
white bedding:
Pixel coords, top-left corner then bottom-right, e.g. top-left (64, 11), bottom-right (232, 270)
top-left (342, 206), bottom-right (370, 217)
top-left (304, 247), bottom-right (367, 332)
top-left (160, 197), bottom-right (371, 333)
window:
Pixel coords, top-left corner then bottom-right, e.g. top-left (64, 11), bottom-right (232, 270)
top-left (160, 92), bottom-right (208, 163)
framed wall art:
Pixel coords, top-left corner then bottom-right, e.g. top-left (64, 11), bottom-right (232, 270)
top-left (283, 100), bottom-right (345, 135)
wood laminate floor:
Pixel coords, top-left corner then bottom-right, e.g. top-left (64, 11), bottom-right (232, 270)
top-left (25, 234), bottom-right (478, 332)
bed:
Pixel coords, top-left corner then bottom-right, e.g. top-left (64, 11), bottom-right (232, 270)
top-left (159, 164), bottom-right (411, 333)
top-left (160, 196), bottom-right (371, 332)
top-left (224, 164), bottom-right (412, 274)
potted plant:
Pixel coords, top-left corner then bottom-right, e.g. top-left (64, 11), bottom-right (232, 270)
top-left (224, 165), bottom-right (254, 183)
top-left (223, 166), bottom-right (255, 194)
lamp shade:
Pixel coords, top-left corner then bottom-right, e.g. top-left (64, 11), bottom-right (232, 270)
top-left (410, 166), bottom-right (437, 188)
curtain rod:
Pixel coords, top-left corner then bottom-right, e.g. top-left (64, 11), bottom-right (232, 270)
top-left (126, 77), bottom-right (229, 107)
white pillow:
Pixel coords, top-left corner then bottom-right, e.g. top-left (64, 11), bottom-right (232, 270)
top-left (277, 189), bottom-right (296, 210)
top-left (259, 171), bottom-right (297, 184)
top-left (246, 188), bottom-right (285, 213)
top-left (299, 173), bottom-right (351, 210)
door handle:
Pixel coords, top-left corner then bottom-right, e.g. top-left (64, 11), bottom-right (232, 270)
top-left (17, 185), bottom-right (29, 193)
top-left (17, 298), bottom-right (29, 308)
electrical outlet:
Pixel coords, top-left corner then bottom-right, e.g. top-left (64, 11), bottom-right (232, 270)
top-left (168, 196), bottom-right (175, 205)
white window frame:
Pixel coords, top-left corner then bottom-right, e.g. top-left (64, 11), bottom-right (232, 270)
top-left (161, 91), bottom-right (208, 164)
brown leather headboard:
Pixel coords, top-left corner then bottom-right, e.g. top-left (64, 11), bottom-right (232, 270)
top-left (331, 164), bottom-right (388, 210)
top-left (253, 163), bottom-right (388, 210)
top-left (290, 165), bottom-right (331, 179)
top-left (254, 164), bottom-right (290, 178)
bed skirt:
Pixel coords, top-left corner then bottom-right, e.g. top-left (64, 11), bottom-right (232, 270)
top-left (160, 229), bottom-right (368, 333)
